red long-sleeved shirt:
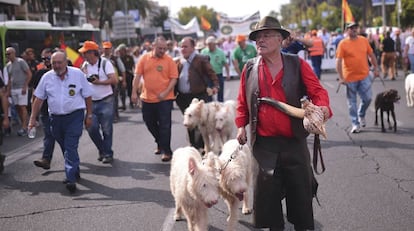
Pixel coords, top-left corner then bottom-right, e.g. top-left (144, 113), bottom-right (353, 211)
top-left (235, 57), bottom-right (332, 138)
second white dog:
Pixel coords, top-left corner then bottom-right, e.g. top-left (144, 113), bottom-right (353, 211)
top-left (183, 98), bottom-right (223, 153)
top-left (405, 73), bottom-right (414, 107)
top-left (215, 100), bottom-right (237, 144)
top-left (205, 139), bottom-right (257, 231)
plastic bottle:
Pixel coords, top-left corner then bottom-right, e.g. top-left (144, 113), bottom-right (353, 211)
top-left (28, 127), bottom-right (36, 139)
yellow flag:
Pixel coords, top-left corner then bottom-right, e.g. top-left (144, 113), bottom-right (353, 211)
top-left (201, 16), bottom-right (212, 31)
top-left (342, 0), bottom-right (355, 23)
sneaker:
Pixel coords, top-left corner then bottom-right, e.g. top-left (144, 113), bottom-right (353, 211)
top-left (17, 128), bottom-right (27, 136)
top-left (33, 158), bottom-right (51, 170)
top-left (0, 154), bottom-right (6, 174)
top-left (350, 125), bottom-right (360, 134)
top-left (62, 172), bottom-right (81, 184)
top-left (102, 156), bottom-right (113, 164)
top-left (359, 117), bottom-right (366, 127)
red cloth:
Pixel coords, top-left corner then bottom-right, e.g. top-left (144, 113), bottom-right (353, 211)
top-left (236, 57), bottom-right (331, 137)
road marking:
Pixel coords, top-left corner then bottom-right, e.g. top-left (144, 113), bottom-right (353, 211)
top-left (160, 208), bottom-right (175, 231)
top-left (4, 140), bottom-right (42, 166)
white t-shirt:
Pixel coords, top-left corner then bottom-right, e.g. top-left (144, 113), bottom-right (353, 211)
top-left (83, 57), bottom-right (115, 101)
top-left (405, 36), bottom-right (414, 54)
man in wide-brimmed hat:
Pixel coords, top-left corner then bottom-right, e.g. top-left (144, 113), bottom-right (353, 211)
top-left (235, 16), bottom-right (332, 231)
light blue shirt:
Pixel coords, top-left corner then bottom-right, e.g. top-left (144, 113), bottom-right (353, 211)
top-left (34, 66), bottom-right (93, 115)
top-left (177, 52), bottom-right (197, 93)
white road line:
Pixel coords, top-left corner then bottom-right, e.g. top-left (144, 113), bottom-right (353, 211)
top-left (160, 208), bottom-right (175, 231)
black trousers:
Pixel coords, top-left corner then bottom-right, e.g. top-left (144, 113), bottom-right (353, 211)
top-left (175, 92), bottom-right (208, 150)
top-left (252, 136), bottom-right (315, 230)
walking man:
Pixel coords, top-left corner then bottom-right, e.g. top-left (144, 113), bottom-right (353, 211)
top-left (336, 22), bottom-right (380, 133)
top-left (235, 16), bottom-right (332, 231)
top-left (31, 48), bottom-right (56, 169)
top-left (201, 36), bottom-right (229, 102)
top-left (5, 47), bottom-right (32, 136)
top-left (79, 41), bottom-right (118, 163)
top-left (131, 36), bottom-right (178, 162)
top-left (28, 51), bottom-right (93, 193)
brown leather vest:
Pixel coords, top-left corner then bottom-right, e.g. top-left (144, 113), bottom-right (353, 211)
top-left (244, 53), bottom-right (309, 145)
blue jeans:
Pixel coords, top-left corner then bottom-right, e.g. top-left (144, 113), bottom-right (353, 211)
top-left (142, 100), bottom-right (173, 155)
top-left (346, 75), bottom-right (372, 126)
top-left (408, 54), bottom-right (414, 73)
top-left (40, 112), bottom-right (55, 161)
top-left (50, 109), bottom-right (84, 183)
top-left (310, 55), bottom-right (322, 79)
top-left (87, 96), bottom-right (114, 158)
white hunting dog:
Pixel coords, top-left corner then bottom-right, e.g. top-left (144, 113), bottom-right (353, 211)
top-left (170, 146), bottom-right (220, 231)
top-left (183, 98), bottom-right (223, 154)
top-left (215, 100), bottom-right (237, 144)
top-left (204, 139), bottom-right (257, 231)
top-left (405, 73), bottom-right (414, 107)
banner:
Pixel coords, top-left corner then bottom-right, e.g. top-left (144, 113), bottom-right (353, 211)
top-left (372, 0), bottom-right (395, 6)
top-left (218, 11), bottom-right (260, 37)
top-left (168, 17), bottom-right (200, 35)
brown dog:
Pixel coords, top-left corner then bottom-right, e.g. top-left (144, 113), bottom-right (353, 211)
top-left (374, 89), bottom-right (400, 132)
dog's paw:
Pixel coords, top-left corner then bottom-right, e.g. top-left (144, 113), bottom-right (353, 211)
top-left (242, 207), bottom-right (253, 215)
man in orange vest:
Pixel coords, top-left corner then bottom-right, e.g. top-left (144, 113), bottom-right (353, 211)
top-left (308, 30), bottom-right (325, 79)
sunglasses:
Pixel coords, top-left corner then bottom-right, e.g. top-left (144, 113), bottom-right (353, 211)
top-left (42, 56), bottom-right (51, 61)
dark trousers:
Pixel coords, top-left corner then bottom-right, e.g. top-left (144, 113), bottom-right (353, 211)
top-left (310, 55), bottom-right (322, 79)
top-left (40, 112), bottom-right (55, 161)
top-left (252, 136), bottom-right (315, 230)
top-left (175, 92), bottom-right (208, 149)
top-left (50, 109), bottom-right (84, 183)
top-left (141, 100), bottom-right (173, 155)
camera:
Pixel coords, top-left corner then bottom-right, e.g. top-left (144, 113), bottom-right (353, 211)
top-left (87, 74), bottom-right (99, 82)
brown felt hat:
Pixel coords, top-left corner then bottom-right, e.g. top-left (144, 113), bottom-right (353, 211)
top-left (249, 16), bottom-right (290, 41)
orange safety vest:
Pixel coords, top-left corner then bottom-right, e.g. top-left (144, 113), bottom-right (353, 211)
top-left (308, 37), bottom-right (324, 56)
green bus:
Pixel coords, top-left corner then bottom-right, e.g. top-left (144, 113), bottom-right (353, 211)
top-left (0, 20), bottom-right (101, 68)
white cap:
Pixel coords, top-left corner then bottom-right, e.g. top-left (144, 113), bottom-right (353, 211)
top-left (206, 36), bottom-right (216, 44)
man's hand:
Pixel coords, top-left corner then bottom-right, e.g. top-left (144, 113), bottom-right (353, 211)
top-left (236, 127), bottom-right (247, 145)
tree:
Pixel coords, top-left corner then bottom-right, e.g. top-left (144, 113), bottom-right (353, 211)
top-left (151, 7), bottom-right (170, 29)
top-left (84, 0), bottom-right (152, 28)
top-left (177, 5), bottom-right (218, 32)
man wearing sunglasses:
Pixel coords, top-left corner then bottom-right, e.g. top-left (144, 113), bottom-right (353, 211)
top-left (31, 48), bottom-right (56, 170)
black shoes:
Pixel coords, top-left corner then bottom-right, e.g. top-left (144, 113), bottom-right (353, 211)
top-left (33, 158), bottom-right (51, 170)
top-left (66, 183), bottom-right (77, 194)
top-left (62, 171), bottom-right (81, 184)
top-left (161, 153), bottom-right (172, 162)
top-left (0, 154), bottom-right (5, 174)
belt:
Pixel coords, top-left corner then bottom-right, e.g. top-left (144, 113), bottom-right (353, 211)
top-left (51, 109), bottom-right (83, 117)
top-left (92, 94), bottom-right (113, 102)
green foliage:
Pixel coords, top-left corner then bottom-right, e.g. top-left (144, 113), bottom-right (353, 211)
top-left (177, 5), bottom-right (218, 31)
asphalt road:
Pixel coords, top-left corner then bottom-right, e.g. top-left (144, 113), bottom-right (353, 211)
top-left (1, 70), bottom-right (413, 231)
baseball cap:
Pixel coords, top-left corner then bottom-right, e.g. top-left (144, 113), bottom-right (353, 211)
top-left (206, 36), bottom-right (216, 44)
top-left (235, 34), bottom-right (247, 43)
top-left (346, 22), bottom-right (359, 28)
top-left (102, 41), bottom-right (112, 49)
top-left (78, 41), bottom-right (99, 53)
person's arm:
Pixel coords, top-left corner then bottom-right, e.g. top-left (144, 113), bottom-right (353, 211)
top-left (158, 78), bottom-right (177, 101)
top-left (131, 71), bottom-right (142, 105)
top-left (84, 96), bottom-right (93, 128)
top-left (336, 57), bottom-right (344, 83)
top-left (368, 52), bottom-right (380, 77)
top-left (235, 66), bottom-right (249, 144)
top-left (23, 66), bottom-right (32, 95)
top-left (296, 37), bottom-right (313, 49)
top-left (0, 88), bottom-right (9, 129)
